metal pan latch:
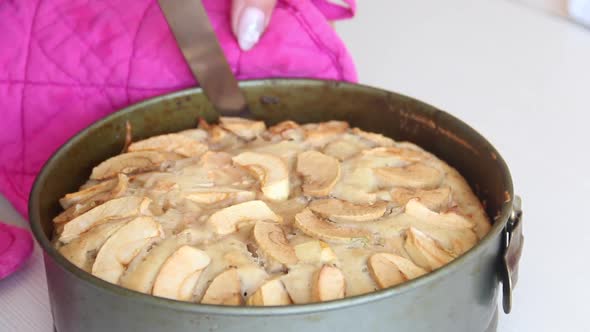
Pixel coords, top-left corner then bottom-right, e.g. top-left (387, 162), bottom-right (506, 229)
top-left (500, 195), bottom-right (524, 314)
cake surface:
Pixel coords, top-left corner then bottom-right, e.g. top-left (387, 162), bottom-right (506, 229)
top-left (53, 117), bottom-right (490, 306)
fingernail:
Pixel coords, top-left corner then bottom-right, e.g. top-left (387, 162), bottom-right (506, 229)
top-left (237, 7), bottom-right (265, 51)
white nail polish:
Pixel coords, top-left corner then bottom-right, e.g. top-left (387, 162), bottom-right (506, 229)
top-left (237, 7), bottom-right (265, 51)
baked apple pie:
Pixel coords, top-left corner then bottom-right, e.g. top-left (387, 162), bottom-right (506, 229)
top-left (53, 118), bottom-right (490, 306)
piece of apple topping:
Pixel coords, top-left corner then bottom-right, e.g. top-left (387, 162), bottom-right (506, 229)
top-left (208, 200), bottom-right (282, 235)
top-left (128, 133), bottom-right (208, 158)
top-left (91, 216), bottom-right (164, 284)
top-left (152, 245), bottom-right (211, 301)
top-left (237, 265), bottom-right (269, 299)
top-left (232, 152), bottom-right (290, 201)
top-left (91, 151), bottom-right (181, 180)
top-left (177, 128), bottom-right (209, 142)
top-left (279, 265), bottom-right (316, 304)
top-left (356, 147), bottom-right (424, 169)
top-left (198, 120), bottom-right (241, 150)
top-left (249, 141), bottom-right (303, 171)
top-left (404, 199), bottom-right (473, 229)
top-left (201, 268), bottom-right (242, 305)
top-left (265, 120), bottom-right (305, 142)
top-left (330, 182), bottom-right (378, 205)
top-left (201, 266), bottom-right (268, 305)
top-left (391, 187), bottom-right (452, 211)
top-left (55, 174), bottom-right (130, 224)
top-left (322, 135), bottom-right (368, 161)
top-left (308, 198), bottom-right (387, 223)
top-left (293, 240), bottom-right (338, 264)
top-left (404, 199), bottom-right (477, 254)
top-left (119, 228), bottom-right (207, 294)
top-left (374, 163), bottom-right (443, 189)
top-left (59, 221), bottom-right (128, 271)
top-left (351, 128), bottom-right (395, 147)
top-left (219, 117), bottom-right (266, 140)
top-left (367, 253), bottom-right (427, 289)
top-left (294, 209), bottom-right (370, 244)
top-left (302, 121), bottom-right (349, 148)
top-left (53, 201), bottom-right (100, 226)
top-left (253, 221), bottom-right (298, 266)
top-left (184, 188), bottom-right (255, 205)
top-left (246, 278), bottom-right (292, 306)
top-left (58, 196), bottom-right (152, 243)
top-left (404, 227), bottom-right (455, 271)
top-left (311, 265), bottom-right (345, 302)
top-left (296, 151), bottom-right (341, 197)
top-left (59, 176), bottom-right (117, 209)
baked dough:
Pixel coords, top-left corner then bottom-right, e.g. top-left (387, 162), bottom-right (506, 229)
top-left (53, 118), bottom-right (490, 305)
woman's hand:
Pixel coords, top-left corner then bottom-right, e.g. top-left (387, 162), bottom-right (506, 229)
top-left (231, 0), bottom-right (277, 51)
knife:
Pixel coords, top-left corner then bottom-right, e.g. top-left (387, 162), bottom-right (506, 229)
top-left (157, 0), bottom-right (250, 120)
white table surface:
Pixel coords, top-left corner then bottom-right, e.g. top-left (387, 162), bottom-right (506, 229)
top-left (1, 1), bottom-right (588, 331)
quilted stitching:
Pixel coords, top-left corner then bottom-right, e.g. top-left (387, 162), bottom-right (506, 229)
top-left (0, 0), bottom-right (357, 218)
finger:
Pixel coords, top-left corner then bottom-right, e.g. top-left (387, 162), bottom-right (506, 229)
top-left (231, 0), bottom-right (277, 51)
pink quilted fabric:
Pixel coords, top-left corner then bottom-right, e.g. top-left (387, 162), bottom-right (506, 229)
top-left (0, 0), bottom-right (357, 278)
top-left (0, 223), bottom-right (34, 280)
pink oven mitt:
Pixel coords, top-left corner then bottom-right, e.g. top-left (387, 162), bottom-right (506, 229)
top-left (0, 0), bottom-right (357, 278)
top-left (0, 223), bottom-right (34, 279)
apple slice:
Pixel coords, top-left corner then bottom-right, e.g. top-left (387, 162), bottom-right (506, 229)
top-left (404, 199), bottom-right (477, 254)
top-left (404, 227), bottom-right (455, 270)
top-left (391, 187), bottom-right (452, 212)
top-left (178, 128), bottom-right (209, 142)
top-left (59, 196), bottom-right (152, 244)
top-left (55, 174), bottom-right (129, 224)
top-left (53, 201), bottom-right (100, 225)
top-left (128, 133), bottom-right (208, 158)
top-left (294, 209), bottom-right (370, 244)
top-left (302, 121), bottom-right (349, 147)
top-left (280, 265), bottom-right (316, 304)
top-left (184, 188), bottom-right (255, 205)
top-left (265, 120), bottom-right (305, 141)
top-left (119, 228), bottom-right (204, 294)
top-left (59, 221), bottom-right (127, 271)
top-left (250, 141), bottom-right (303, 170)
top-left (322, 136), bottom-right (366, 161)
top-left (200, 123), bottom-right (240, 150)
top-left (152, 245), bottom-right (211, 301)
top-left (308, 198), bottom-right (387, 223)
top-left (293, 240), bottom-right (338, 264)
top-left (59, 177), bottom-right (118, 209)
top-left (311, 265), bottom-right (345, 302)
top-left (253, 221), bottom-right (298, 265)
top-left (246, 279), bottom-right (292, 306)
top-left (351, 128), bottom-right (395, 147)
top-left (201, 268), bottom-right (242, 305)
top-left (236, 265), bottom-right (269, 300)
top-left (208, 200), bottom-right (282, 235)
top-left (296, 151), bottom-right (341, 197)
top-left (201, 266), bottom-right (268, 306)
top-left (91, 216), bottom-right (164, 284)
top-left (91, 151), bottom-right (181, 180)
top-left (232, 152), bottom-right (290, 201)
top-left (355, 147), bottom-right (423, 169)
top-left (367, 253), bottom-right (427, 289)
top-left (374, 163), bottom-right (442, 189)
top-left (404, 199), bottom-right (473, 229)
top-left (219, 117), bottom-right (266, 140)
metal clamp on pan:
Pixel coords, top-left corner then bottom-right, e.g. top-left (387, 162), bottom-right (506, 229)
top-left (500, 195), bottom-right (524, 314)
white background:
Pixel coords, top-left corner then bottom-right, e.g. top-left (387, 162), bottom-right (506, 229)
top-left (1, 1), bottom-right (589, 331)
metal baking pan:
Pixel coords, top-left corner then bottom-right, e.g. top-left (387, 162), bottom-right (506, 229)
top-left (29, 79), bottom-right (523, 332)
